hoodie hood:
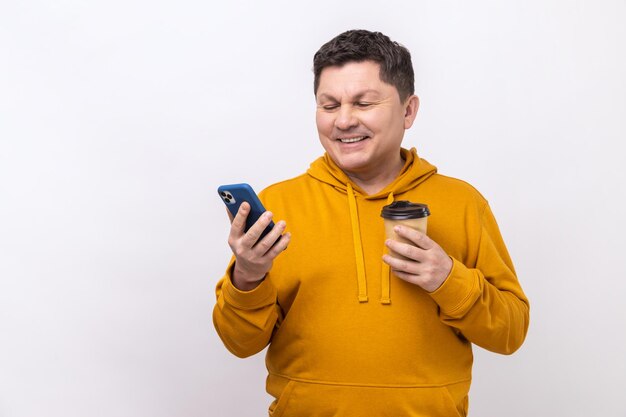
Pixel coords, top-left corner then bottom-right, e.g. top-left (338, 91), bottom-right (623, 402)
top-left (306, 147), bottom-right (437, 304)
top-left (306, 147), bottom-right (437, 199)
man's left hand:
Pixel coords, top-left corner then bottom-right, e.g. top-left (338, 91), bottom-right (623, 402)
top-left (382, 225), bottom-right (453, 293)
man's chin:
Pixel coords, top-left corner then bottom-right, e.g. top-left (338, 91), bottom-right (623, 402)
top-left (332, 154), bottom-right (370, 174)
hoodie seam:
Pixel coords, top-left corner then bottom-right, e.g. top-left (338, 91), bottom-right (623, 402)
top-left (260, 173), bottom-right (311, 195)
top-left (269, 373), bottom-right (471, 389)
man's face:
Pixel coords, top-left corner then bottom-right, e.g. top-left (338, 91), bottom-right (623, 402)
top-left (315, 60), bottom-right (418, 180)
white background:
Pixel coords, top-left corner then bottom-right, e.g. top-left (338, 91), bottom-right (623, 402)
top-left (1, 0), bottom-right (625, 416)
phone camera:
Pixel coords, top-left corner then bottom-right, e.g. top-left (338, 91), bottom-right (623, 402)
top-left (220, 191), bottom-right (235, 204)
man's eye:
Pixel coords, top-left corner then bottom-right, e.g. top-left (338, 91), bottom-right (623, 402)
top-left (355, 102), bottom-right (372, 108)
top-left (322, 104), bottom-right (339, 110)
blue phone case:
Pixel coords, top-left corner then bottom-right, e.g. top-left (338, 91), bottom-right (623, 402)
top-left (217, 183), bottom-right (274, 239)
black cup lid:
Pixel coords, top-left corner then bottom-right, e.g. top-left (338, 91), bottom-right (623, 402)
top-left (381, 200), bottom-right (430, 220)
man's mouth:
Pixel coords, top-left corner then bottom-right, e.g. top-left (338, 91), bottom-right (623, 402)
top-left (337, 136), bottom-right (368, 143)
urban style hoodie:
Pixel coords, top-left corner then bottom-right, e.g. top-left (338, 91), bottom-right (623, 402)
top-left (213, 148), bottom-right (529, 417)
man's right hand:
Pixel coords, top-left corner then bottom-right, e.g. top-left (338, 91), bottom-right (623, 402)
top-left (227, 202), bottom-right (291, 291)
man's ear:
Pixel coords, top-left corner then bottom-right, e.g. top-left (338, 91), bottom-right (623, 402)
top-left (404, 95), bottom-right (420, 129)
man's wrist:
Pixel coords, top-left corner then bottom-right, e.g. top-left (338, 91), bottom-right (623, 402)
top-left (232, 265), bottom-right (265, 291)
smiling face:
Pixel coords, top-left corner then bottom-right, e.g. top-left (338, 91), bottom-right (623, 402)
top-left (315, 60), bottom-right (419, 187)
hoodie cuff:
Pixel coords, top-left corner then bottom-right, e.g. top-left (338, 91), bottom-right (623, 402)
top-left (428, 257), bottom-right (481, 317)
top-left (222, 262), bottom-right (277, 310)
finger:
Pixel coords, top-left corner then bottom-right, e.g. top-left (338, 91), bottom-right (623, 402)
top-left (385, 239), bottom-right (426, 262)
top-left (382, 253), bottom-right (421, 275)
top-left (265, 231), bottom-right (291, 259)
top-left (394, 225), bottom-right (433, 250)
top-left (253, 220), bottom-right (287, 255)
top-left (229, 202), bottom-right (250, 238)
top-left (391, 269), bottom-right (417, 280)
top-left (242, 210), bottom-right (274, 247)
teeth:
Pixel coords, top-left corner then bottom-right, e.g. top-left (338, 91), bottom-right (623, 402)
top-left (338, 136), bottom-right (366, 143)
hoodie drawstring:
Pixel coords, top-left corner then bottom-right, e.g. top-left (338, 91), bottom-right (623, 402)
top-left (347, 183), bottom-right (368, 302)
top-left (380, 192), bottom-right (395, 304)
top-left (348, 183), bottom-right (367, 303)
top-left (346, 184), bottom-right (395, 305)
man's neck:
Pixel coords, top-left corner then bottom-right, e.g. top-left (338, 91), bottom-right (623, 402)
top-left (346, 157), bottom-right (405, 195)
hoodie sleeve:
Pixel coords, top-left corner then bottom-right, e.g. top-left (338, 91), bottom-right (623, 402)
top-left (212, 257), bottom-right (281, 358)
top-left (428, 203), bottom-right (530, 355)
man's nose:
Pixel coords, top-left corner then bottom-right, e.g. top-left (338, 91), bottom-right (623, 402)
top-left (334, 105), bottom-right (358, 130)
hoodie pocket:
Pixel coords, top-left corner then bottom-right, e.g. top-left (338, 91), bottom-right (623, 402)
top-left (268, 378), bottom-right (466, 417)
top-left (268, 379), bottom-right (296, 417)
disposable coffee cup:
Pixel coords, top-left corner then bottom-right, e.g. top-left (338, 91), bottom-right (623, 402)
top-left (381, 201), bottom-right (430, 252)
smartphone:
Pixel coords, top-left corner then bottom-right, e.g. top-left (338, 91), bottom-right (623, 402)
top-left (217, 183), bottom-right (274, 240)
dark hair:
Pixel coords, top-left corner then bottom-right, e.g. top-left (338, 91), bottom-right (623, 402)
top-left (313, 29), bottom-right (415, 101)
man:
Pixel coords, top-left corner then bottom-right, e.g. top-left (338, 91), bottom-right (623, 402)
top-left (213, 29), bottom-right (529, 416)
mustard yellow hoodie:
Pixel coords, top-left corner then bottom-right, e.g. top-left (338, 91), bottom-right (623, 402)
top-left (213, 148), bottom-right (529, 417)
